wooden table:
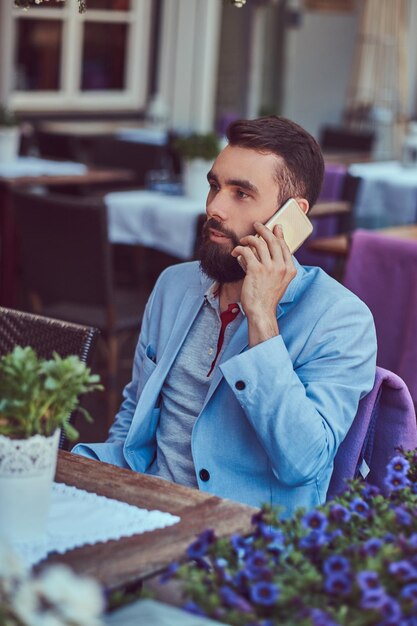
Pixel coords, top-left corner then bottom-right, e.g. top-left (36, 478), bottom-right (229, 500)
top-left (42, 451), bottom-right (256, 591)
top-left (0, 166), bottom-right (134, 307)
top-left (308, 224), bottom-right (417, 257)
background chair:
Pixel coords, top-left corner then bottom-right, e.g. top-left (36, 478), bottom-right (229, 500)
top-left (319, 125), bottom-right (375, 154)
top-left (13, 189), bottom-right (150, 428)
top-left (90, 136), bottom-right (181, 187)
top-left (0, 307), bottom-right (99, 449)
top-left (328, 366), bottom-right (417, 498)
top-left (343, 229), bottom-right (417, 407)
top-left (299, 173), bottom-right (360, 279)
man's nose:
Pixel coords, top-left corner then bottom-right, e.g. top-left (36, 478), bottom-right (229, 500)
top-left (206, 191), bottom-right (228, 221)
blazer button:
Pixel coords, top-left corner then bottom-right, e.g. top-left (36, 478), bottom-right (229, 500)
top-left (235, 380), bottom-right (246, 390)
top-left (199, 468), bottom-right (210, 482)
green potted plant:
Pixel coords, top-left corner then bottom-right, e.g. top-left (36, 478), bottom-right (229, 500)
top-left (0, 346), bottom-right (102, 543)
top-left (0, 105), bottom-right (20, 163)
top-left (174, 132), bottom-right (221, 204)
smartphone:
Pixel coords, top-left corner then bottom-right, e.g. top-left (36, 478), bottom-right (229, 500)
top-left (261, 197), bottom-right (313, 253)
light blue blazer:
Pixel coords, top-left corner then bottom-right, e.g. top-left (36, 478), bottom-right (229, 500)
top-left (73, 260), bottom-right (377, 517)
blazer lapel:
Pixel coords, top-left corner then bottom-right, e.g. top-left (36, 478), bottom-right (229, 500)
top-left (201, 259), bottom-right (306, 409)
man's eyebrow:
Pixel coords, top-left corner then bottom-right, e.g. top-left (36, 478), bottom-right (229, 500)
top-left (227, 178), bottom-right (258, 194)
top-left (207, 170), bottom-right (258, 195)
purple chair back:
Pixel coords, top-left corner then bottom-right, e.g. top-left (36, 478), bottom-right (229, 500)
top-left (343, 229), bottom-right (417, 406)
top-left (327, 366), bottom-right (417, 498)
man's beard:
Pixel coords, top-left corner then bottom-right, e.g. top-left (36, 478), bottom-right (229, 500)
top-left (197, 218), bottom-right (246, 284)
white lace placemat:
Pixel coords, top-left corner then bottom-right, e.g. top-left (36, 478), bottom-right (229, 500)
top-left (12, 482), bottom-right (180, 569)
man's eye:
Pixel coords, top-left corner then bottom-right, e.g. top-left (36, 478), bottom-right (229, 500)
top-left (236, 189), bottom-right (249, 199)
top-left (208, 182), bottom-right (219, 192)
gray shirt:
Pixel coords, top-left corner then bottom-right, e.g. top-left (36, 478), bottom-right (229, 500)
top-left (146, 283), bottom-right (243, 486)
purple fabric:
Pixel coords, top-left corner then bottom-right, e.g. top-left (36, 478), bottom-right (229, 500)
top-left (328, 366), bottom-right (417, 498)
top-left (343, 229), bottom-right (417, 404)
top-left (296, 163), bottom-right (347, 272)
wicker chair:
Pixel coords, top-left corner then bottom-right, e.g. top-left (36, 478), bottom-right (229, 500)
top-left (12, 189), bottom-right (150, 428)
top-left (0, 307), bottom-right (99, 448)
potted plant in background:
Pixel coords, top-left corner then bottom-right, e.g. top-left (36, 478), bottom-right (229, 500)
top-left (174, 132), bottom-right (221, 204)
top-left (0, 346), bottom-right (102, 543)
top-left (0, 105), bottom-right (20, 163)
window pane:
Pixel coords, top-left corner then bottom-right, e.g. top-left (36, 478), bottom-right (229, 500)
top-left (81, 22), bottom-right (127, 90)
top-left (14, 19), bottom-right (62, 91)
top-left (14, 0), bottom-right (65, 8)
top-left (84, 0), bottom-right (130, 10)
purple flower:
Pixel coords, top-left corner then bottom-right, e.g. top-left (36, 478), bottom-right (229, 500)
top-left (323, 555), bottom-right (350, 576)
top-left (379, 596), bottom-right (403, 621)
top-left (159, 561), bottom-right (179, 584)
top-left (245, 550), bottom-right (269, 575)
top-left (256, 522), bottom-right (284, 543)
top-left (231, 534), bottom-right (249, 555)
top-left (384, 471), bottom-right (411, 492)
top-left (299, 530), bottom-right (329, 550)
top-left (395, 506), bottom-right (413, 526)
top-left (389, 560), bottom-right (417, 582)
top-left (183, 601), bottom-right (207, 616)
top-left (361, 538), bottom-right (383, 557)
top-left (302, 510), bottom-right (328, 532)
top-left (214, 558), bottom-right (232, 584)
top-left (187, 538), bottom-right (209, 559)
top-left (401, 582), bottom-right (417, 604)
top-left (349, 498), bottom-right (369, 516)
top-left (361, 483), bottom-right (381, 499)
top-left (407, 533), bottom-right (417, 551)
top-left (249, 581), bottom-right (279, 606)
top-left (233, 568), bottom-right (255, 591)
top-left (324, 572), bottom-right (352, 596)
top-left (310, 608), bottom-right (341, 626)
top-left (387, 455), bottom-right (410, 475)
top-left (328, 504), bottom-right (351, 524)
top-left (186, 528), bottom-right (216, 559)
top-left (360, 589), bottom-right (388, 610)
top-left (199, 528), bottom-right (216, 544)
top-left (220, 585), bottom-right (253, 613)
top-left (357, 570), bottom-right (381, 592)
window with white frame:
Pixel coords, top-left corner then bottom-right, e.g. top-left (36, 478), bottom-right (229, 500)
top-left (10, 0), bottom-right (152, 112)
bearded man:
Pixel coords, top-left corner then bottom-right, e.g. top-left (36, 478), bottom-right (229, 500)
top-left (73, 116), bottom-right (376, 517)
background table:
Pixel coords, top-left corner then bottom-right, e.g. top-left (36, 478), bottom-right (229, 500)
top-left (349, 160), bottom-right (417, 228)
top-left (105, 190), bottom-right (204, 260)
top-left (42, 451), bottom-right (256, 591)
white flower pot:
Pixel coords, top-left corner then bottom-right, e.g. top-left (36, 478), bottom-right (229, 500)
top-left (0, 126), bottom-right (20, 163)
top-left (183, 158), bottom-right (212, 205)
top-left (0, 430), bottom-right (60, 543)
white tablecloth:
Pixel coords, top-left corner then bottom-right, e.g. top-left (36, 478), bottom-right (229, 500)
top-left (115, 128), bottom-right (168, 145)
top-left (349, 161), bottom-right (417, 227)
top-left (0, 156), bottom-right (87, 178)
top-left (12, 482), bottom-right (180, 569)
top-left (105, 190), bottom-right (204, 259)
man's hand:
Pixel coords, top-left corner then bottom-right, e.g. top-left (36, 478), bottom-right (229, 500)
top-left (231, 222), bottom-right (296, 347)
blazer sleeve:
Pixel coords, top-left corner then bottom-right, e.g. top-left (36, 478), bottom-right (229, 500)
top-left (72, 285), bottom-right (157, 463)
top-left (220, 294), bottom-right (377, 487)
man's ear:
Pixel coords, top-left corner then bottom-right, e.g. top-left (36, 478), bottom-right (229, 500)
top-left (296, 198), bottom-right (309, 215)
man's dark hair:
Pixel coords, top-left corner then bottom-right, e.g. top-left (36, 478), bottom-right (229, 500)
top-left (226, 116), bottom-right (324, 210)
